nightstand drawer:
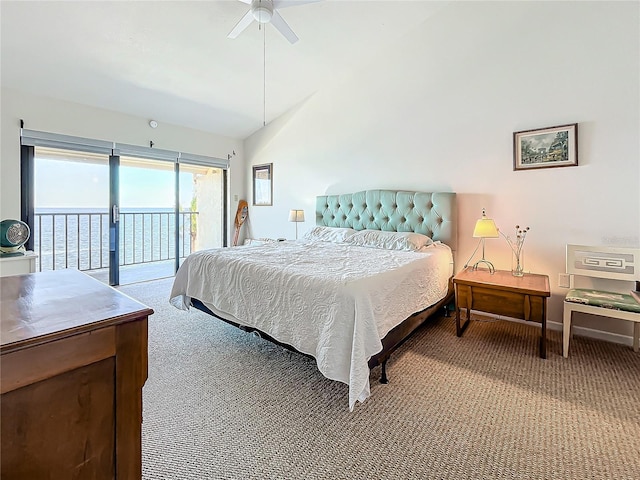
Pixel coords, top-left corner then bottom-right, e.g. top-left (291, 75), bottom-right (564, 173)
top-left (456, 284), bottom-right (546, 323)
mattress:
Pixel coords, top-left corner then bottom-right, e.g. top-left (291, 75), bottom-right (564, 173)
top-left (170, 239), bottom-right (453, 410)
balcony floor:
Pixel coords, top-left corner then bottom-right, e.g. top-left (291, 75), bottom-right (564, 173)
top-left (87, 259), bottom-right (177, 285)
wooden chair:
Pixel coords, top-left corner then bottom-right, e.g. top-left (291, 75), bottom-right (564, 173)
top-left (563, 244), bottom-right (640, 358)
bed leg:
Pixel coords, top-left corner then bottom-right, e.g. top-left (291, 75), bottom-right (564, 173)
top-left (380, 360), bottom-right (389, 384)
top-left (444, 301), bottom-right (454, 318)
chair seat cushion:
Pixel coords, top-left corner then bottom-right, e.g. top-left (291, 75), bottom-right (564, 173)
top-left (565, 288), bottom-right (640, 313)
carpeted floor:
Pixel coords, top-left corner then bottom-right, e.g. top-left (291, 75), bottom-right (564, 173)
top-left (119, 278), bottom-right (640, 480)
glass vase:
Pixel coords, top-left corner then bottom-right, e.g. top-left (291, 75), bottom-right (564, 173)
top-left (512, 249), bottom-right (524, 277)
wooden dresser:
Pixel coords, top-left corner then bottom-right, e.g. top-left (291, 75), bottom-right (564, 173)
top-left (1, 269), bottom-right (153, 479)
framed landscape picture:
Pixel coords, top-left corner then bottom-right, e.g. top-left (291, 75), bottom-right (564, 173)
top-left (513, 123), bottom-right (578, 171)
top-left (252, 163), bottom-right (273, 206)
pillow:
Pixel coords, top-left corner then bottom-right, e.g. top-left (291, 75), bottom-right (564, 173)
top-left (303, 226), bottom-right (356, 243)
top-left (345, 229), bottom-right (432, 251)
top-left (243, 238), bottom-right (278, 246)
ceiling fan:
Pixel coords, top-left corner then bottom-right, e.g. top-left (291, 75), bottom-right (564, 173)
top-left (228, 0), bottom-right (321, 44)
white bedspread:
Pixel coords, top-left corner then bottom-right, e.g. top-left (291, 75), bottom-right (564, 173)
top-left (170, 240), bottom-right (453, 410)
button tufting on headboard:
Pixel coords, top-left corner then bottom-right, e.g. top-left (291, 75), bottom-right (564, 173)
top-left (315, 190), bottom-right (457, 251)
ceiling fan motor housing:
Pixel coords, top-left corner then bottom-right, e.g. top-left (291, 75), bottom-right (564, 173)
top-left (251, 0), bottom-right (273, 23)
top-left (228, 0), bottom-right (317, 44)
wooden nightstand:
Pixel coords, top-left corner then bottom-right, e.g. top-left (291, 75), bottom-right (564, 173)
top-left (453, 267), bottom-right (551, 358)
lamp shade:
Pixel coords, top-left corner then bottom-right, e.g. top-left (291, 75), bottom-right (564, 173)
top-left (473, 210), bottom-right (499, 238)
top-left (288, 209), bottom-right (305, 222)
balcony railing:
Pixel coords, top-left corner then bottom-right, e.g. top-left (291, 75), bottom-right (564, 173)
top-left (34, 210), bottom-right (198, 272)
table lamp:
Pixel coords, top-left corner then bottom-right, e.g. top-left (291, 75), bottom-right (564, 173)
top-left (471, 208), bottom-right (499, 273)
top-left (288, 209), bottom-right (304, 240)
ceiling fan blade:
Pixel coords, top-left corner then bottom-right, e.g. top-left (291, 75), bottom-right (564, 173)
top-left (273, 0), bottom-right (322, 9)
top-left (270, 10), bottom-right (298, 44)
top-left (227, 10), bottom-right (255, 39)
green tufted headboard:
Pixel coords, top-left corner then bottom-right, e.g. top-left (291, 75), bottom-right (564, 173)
top-left (315, 190), bottom-right (457, 252)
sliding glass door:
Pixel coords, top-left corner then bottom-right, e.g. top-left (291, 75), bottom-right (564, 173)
top-left (24, 137), bottom-right (228, 286)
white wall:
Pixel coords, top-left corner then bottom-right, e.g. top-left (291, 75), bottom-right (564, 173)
top-left (0, 88), bottom-right (246, 241)
top-left (243, 2), bottom-right (640, 339)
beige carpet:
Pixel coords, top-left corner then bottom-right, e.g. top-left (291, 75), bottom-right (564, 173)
top-left (120, 278), bottom-right (640, 480)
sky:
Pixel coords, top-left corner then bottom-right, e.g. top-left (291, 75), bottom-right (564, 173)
top-left (35, 158), bottom-right (196, 210)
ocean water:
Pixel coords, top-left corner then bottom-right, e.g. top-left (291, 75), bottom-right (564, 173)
top-left (34, 208), bottom-right (194, 272)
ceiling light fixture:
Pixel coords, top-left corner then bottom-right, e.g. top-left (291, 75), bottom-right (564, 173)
top-left (228, 0), bottom-right (322, 44)
top-left (252, 1), bottom-right (273, 23)
top-left (149, 120), bottom-right (158, 129)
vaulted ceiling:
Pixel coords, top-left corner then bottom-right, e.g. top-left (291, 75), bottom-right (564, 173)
top-left (1, 1), bottom-right (448, 139)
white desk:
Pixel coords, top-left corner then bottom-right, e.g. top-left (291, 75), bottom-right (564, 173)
top-left (0, 251), bottom-right (38, 277)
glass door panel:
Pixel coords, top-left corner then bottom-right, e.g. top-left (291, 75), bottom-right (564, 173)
top-left (179, 163), bottom-right (224, 265)
top-left (119, 156), bottom-right (176, 284)
top-left (33, 147), bottom-right (111, 282)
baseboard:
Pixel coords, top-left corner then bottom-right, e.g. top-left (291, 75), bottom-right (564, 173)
top-left (547, 320), bottom-right (635, 347)
top-left (470, 311), bottom-right (636, 347)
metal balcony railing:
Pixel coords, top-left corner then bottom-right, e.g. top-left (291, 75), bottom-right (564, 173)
top-left (33, 210), bottom-right (198, 272)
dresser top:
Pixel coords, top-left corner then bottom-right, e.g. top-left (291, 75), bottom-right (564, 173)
top-left (1, 269), bottom-right (153, 352)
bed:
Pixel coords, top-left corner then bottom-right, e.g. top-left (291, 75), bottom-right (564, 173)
top-left (170, 190), bottom-right (457, 409)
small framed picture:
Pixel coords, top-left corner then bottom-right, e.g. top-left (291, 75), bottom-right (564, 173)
top-left (252, 163), bottom-right (273, 206)
top-left (513, 123), bottom-right (578, 171)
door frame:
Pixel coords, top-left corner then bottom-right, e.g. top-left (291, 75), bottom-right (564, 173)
top-left (109, 154), bottom-right (120, 285)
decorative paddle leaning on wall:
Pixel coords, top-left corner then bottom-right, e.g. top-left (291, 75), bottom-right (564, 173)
top-left (232, 200), bottom-right (249, 247)
top-left (170, 189), bottom-right (457, 410)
